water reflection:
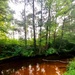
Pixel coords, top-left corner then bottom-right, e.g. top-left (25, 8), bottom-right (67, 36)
top-left (1, 62), bottom-right (67, 75)
top-left (55, 66), bottom-right (61, 75)
top-left (1, 69), bottom-right (15, 75)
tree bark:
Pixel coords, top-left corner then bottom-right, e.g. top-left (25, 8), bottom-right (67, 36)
top-left (33, 0), bottom-right (36, 51)
top-left (39, 0), bottom-right (43, 49)
top-left (48, 5), bottom-right (51, 44)
top-left (24, 0), bottom-right (27, 48)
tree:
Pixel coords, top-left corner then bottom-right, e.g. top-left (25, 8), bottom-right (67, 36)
top-left (45, 0), bottom-right (53, 46)
top-left (0, 0), bottom-right (13, 39)
top-left (32, 0), bottom-right (36, 51)
top-left (23, 0), bottom-right (27, 48)
top-left (37, 0), bottom-right (43, 50)
top-left (10, 0), bottom-right (28, 47)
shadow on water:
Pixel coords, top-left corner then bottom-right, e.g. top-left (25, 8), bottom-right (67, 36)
top-left (0, 55), bottom-right (69, 75)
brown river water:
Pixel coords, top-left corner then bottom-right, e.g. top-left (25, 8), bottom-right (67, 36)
top-left (0, 56), bottom-right (69, 75)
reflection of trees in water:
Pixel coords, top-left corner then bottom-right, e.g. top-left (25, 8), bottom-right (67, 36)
top-left (55, 66), bottom-right (61, 75)
top-left (1, 62), bottom-right (66, 75)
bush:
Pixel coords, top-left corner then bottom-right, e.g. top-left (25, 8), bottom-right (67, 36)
top-left (52, 38), bottom-right (75, 53)
top-left (0, 39), bottom-right (25, 58)
top-left (21, 49), bottom-right (34, 57)
top-left (63, 59), bottom-right (75, 75)
top-left (64, 70), bottom-right (75, 75)
top-left (45, 48), bottom-right (56, 55)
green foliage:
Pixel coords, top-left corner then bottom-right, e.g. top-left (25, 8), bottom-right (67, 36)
top-left (0, 0), bottom-right (13, 39)
top-left (45, 48), bottom-right (56, 55)
top-left (71, 9), bottom-right (75, 18)
top-left (64, 70), bottom-right (75, 75)
top-left (0, 39), bottom-right (37, 58)
top-left (68, 61), bottom-right (75, 70)
top-left (0, 39), bottom-right (25, 58)
top-left (22, 49), bottom-right (34, 57)
top-left (27, 39), bottom-right (34, 45)
top-left (63, 59), bottom-right (75, 75)
top-left (52, 38), bottom-right (75, 53)
top-left (45, 0), bottom-right (53, 8)
top-left (56, 0), bottom-right (72, 17)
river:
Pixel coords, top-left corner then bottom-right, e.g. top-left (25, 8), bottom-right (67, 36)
top-left (0, 56), bottom-right (69, 75)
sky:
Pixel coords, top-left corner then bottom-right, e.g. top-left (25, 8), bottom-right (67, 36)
top-left (8, 1), bottom-right (41, 20)
top-left (8, 1), bottom-right (42, 39)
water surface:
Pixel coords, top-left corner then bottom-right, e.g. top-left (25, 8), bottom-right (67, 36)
top-left (0, 57), bottom-right (68, 75)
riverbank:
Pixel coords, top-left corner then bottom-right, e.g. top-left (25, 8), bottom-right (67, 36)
top-left (0, 52), bottom-right (74, 64)
top-left (0, 52), bottom-right (73, 64)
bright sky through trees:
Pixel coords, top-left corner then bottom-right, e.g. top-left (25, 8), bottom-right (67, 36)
top-left (9, 1), bottom-right (41, 20)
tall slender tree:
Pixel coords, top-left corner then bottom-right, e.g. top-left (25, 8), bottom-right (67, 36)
top-left (39, 0), bottom-right (43, 49)
top-left (24, 0), bottom-right (27, 48)
top-left (45, 0), bottom-right (53, 46)
top-left (33, 0), bottom-right (36, 50)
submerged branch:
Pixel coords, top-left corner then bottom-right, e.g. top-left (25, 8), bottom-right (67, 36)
top-left (42, 59), bottom-right (69, 63)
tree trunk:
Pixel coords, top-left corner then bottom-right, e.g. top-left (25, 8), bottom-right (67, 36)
top-left (46, 5), bottom-right (51, 47)
top-left (33, 0), bottom-right (36, 51)
top-left (53, 30), bottom-right (56, 44)
top-left (24, 0), bottom-right (27, 48)
top-left (48, 5), bottom-right (51, 44)
top-left (46, 26), bottom-right (48, 45)
top-left (49, 29), bottom-right (51, 42)
top-left (39, 0), bottom-right (43, 50)
top-left (61, 18), bottom-right (65, 40)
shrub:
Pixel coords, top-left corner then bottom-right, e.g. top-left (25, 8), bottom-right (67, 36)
top-left (0, 39), bottom-right (25, 58)
top-left (64, 70), bottom-right (75, 75)
top-left (52, 38), bottom-right (75, 53)
top-left (21, 49), bottom-right (34, 57)
top-left (63, 59), bottom-right (75, 75)
top-left (45, 48), bottom-right (56, 55)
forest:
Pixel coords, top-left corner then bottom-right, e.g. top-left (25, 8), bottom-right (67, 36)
top-left (0, 0), bottom-right (75, 75)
